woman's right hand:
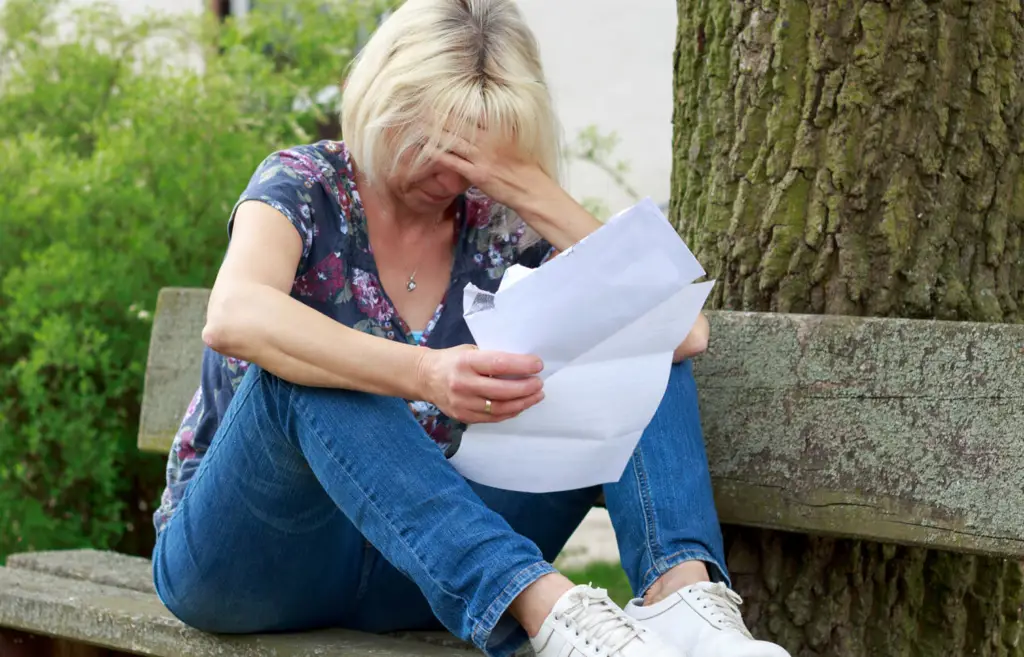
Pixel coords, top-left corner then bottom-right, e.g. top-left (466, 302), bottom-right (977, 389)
top-left (418, 345), bottom-right (546, 424)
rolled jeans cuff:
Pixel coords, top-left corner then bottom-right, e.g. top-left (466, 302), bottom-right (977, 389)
top-left (472, 560), bottom-right (558, 657)
top-left (640, 547), bottom-right (732, 595)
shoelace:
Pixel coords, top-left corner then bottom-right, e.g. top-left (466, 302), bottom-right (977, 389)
top-left (555, 587), bottom-right (643, 656)
top-left (690, 583), bottom-right (754, 639)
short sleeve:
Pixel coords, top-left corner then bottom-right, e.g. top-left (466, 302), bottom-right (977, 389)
top-left (228, 146), bottom-right (333, 266)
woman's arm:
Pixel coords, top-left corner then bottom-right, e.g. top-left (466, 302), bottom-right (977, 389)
top-left (203, 201), bottom-right (546, 424)
top-left (515, 186), bottom-right (711, 363)
top-left (513, 182), bottom-right (602, 252)
top-left (202, 201), bottom-right (428, 399)
top-left (435, 133), bottom-right (711, 360)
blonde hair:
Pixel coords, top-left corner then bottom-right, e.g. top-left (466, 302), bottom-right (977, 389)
top-left (341, 0), bottom-right (562, 192)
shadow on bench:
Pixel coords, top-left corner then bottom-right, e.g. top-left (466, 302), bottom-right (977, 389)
top-left (2, 286), bottom-right (1023, 656)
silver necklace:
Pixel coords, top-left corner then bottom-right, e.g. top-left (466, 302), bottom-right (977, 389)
top-left (405, 211), bottom-right (450, 292)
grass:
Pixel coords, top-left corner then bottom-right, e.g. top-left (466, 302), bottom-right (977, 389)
top-left (562, 562), bottom-right (633, 607)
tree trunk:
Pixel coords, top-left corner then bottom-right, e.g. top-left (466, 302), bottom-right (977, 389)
top-left (672, 0), bottom-right (1024, 654)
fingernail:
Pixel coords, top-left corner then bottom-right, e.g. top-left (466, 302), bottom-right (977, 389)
top-left (533, 359), bottom-right (544, 373)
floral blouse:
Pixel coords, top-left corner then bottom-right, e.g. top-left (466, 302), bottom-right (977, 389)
top-left (154, 140), bottom-right (554, 533)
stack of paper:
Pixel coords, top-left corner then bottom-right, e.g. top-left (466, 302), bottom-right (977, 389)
top-left (449, 198), bottom-right (714, 492)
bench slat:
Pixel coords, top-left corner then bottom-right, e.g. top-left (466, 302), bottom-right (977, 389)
top-left (695, 311), bottom-right (1024, 557)
top-left (6, 549), bottom-right (154, 594)
top-left (138, 288), bottom-right (209, 453)
top-left (138, 287), bottom-right (1024, 557)
top-left (0, 565), bottom-right (470, 657)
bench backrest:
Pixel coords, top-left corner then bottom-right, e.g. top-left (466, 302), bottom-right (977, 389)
top-left (140, 287), bottom-right (1024, 558)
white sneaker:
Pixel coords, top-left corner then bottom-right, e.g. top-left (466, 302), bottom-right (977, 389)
top-left (624, 582), bottom-right (790, 657)
top-left (531, 585), bottom-right (679, 657)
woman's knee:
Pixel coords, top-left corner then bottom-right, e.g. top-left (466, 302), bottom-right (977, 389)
top-left (153, 542), bottom-right (250, 633)
top-left (154, 548), bottom-right (343, 634)
top-left (157, 579), bottom-right (257, 633)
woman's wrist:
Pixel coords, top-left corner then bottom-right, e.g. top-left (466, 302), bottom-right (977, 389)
top-left (512, 181), bottom-right (602, 251)
top-left (412, 346), bottom-right (441, 404)
top-left (505, 173), bottom-right (561, 223)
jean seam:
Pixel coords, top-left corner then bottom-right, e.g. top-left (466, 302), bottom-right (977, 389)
top-left (471, 560), bottom-right (556, 649)
top-left (640, 547), bottom-right (731, 594)
top-left (630, 449), bottom-right (664, 572)
top-left (292, 390), bottom-right (484, 628)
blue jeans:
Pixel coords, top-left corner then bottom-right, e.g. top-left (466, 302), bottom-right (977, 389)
top-left (152, 360), bottom-right (727, 657)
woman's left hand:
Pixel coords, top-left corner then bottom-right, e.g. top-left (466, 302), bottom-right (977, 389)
top-left (433, 128), bottom-right (553, 210)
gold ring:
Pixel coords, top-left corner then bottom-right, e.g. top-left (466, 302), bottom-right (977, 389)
top-left (484, 399), bottom-right (493, 414)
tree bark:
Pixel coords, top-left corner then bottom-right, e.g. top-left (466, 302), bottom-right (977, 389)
top-left (672, 0), bottom-right (1024, 654)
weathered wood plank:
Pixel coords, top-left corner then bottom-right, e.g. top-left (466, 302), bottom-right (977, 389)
top-left (695, 311), bottom-right (1024, 557)
top-left (137, 288), bottom-right (209, 453)
top-left (0, 628), bottom-right (117, 657)
top-left (5, 550), bottom-right (477, 654)
top-left (0, 566), bottom-right (471, 657)
top-left (137, 288), bottom-right (1024, 556)
top-left (7, 550), bottom-right (154, 594)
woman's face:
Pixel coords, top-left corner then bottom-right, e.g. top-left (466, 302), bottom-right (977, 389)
top-left (387, 146), bottom-right (471, 214)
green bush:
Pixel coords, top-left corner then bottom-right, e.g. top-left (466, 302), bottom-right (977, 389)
top-left (0, 0), bottom-right (391, 561)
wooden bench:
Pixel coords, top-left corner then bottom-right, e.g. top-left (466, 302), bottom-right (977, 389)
top-left (2, 286), bottom-right (1023, 656)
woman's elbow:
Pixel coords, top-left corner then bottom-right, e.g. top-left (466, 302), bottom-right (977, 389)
top-left (686, 332), bottom-right (710, 357)
top-left (672, 339), bottom-right (706, 363)
top-left (201, 319), bottom-right (230, 353)
top-left (672, 315), bottom-right (710, 362)
top-left (202, 292), bottom-right (246, 354)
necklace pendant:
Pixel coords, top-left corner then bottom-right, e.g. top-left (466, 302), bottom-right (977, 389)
top-left (406, 277), bottom-right (417, 292)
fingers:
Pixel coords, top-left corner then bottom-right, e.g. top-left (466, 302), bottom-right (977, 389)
top-left (454, 389), bottom-right (546, 425)
top-left (437, 349), bottom-right (547, 424)
top-left (445, 355), bottom-right (544, 423)
top-left (465, 350), bottom-right (544, 378)
top-left (430, 148), bottom-right (480, 186)
top-left (438, 128), bottom-right (479, 157)
top-left (434, 150), bottom-right (475, 178)
top-left (444, 349), bottom-right (547, 423)
top-left (487, 389), bottom-right (545, 416)
top-left (422, 130), bottom-right (472, 164)
top-left (456, 371), bottom-right (542, 401)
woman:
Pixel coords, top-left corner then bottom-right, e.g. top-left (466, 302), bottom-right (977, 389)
top-left (152, 2), bottom-right (789, 657)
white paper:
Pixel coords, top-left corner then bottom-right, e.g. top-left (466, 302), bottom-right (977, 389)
top-left (450, 198), bottom-right (714, 492)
